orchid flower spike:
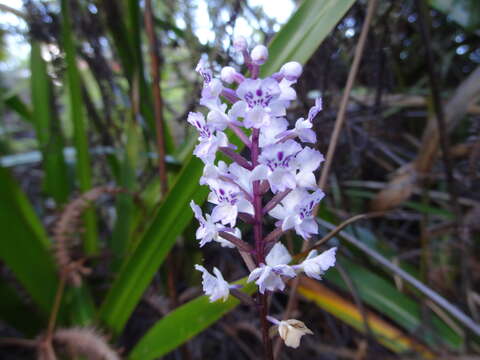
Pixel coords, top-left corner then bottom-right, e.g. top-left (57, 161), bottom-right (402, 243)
top-left (189, 37), bottom-right (337, 352)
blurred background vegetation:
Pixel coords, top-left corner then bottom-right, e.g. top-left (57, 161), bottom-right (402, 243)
top-left (0, 0), bottom-right (479, 359)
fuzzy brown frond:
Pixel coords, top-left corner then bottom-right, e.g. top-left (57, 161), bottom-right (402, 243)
top-left (52, 186), bottom-right (123, 286)
top-left (50, 327), bottom-right (120, 360)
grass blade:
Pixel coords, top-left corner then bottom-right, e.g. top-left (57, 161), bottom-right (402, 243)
top-left (0, 167), bottom-right (58, 314)
top-left (30, 41), bottom-right (70, 204)
top-left (261, 0), bottom-right (356, 76)
top-left (325, 259), bottom-right (463, 350)
top-left (298, 276), bottom-right (435, 357)
top-left (60, 0), bottom-right (98, 254)
top-left (3, 93), bottom-right (32, 124)
top-left (128, 281), bottom-right (255, 360)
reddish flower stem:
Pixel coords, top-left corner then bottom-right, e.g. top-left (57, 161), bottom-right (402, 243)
top-left (251, 128), bottom-right (274, 360)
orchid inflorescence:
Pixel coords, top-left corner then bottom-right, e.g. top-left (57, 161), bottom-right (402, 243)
top-left (189, 36), bottom-right (337, 354)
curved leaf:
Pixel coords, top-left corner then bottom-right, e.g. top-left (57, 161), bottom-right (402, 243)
top-left (128, 282), bottom-right (255, 360)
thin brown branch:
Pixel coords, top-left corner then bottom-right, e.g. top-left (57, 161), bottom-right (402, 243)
top-left (317, 0), bottom-right (378, 191)
top-left (294, 212), bottom-right (385, 260)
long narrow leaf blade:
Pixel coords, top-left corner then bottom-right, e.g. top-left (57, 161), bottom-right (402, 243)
top-left (0, 167), bottom-right (58, 313)
top-left (261, 0), bottom-right (355, 76)
top-left (31, 41), bottom-right (70, 204)
top-left (128, 282), bottom-right (255, 360)
top-left (60, 0), bottom-right (98, 254)
top-left (298, 276), bottom-right (435, 357)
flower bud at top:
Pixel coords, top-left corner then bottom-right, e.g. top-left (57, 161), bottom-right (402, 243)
top-left (220, 66), bottom-right (237, 84)
top-left (251, 45), bottom-right (268, 65)
top-left (233, 36), bottom-right (248, 52)
top-left (280, 61), bottom-right (303, 81)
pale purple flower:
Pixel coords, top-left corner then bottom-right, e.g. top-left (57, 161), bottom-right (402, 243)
top-left (280, 62), bottom-right (303, 81)
top-left (196, 56), bottom-right (213, 86)
top-left (233, 36), bottom-right (247, 52)
top-left (208, 179), bottom-right (253, 227)
top-left (190, 201), bottom-right (238, 248)
top-left (294, 147), bottom-right (324, 189)
top-left (200, 78), bottom-right (223, 110)
top-left (277, 97), bottom-right (322, 143)
top-left (277, 78), bottom-right (297, 103)
top-left (269, 189), bottom-right (325, 240)
top-left (220, 66), bottom-right (238, 84)
top-left (253, 140), bottom-right (302, 193)
top-left (200, 161), bottom-right (229, 186)
top-left (188, 112), bottom-right (228, 163)
top-left (259, 117), bottom-right (288, 147)
top-left (207, 104), bottom-right (230, 131)
top-left (251, 45), bottom-right (268, 65)
top-left (228, 162), bottom-right (255, 196)
top-left (292, 117), bottom-right (317, 143)
top-left (236, 78), bottom-right (284, 128)
top-left (195, 264), bottom-right (230, 302)
top-left (248, 243), bottom-right (296, 293)
top-left (295, 247), bottom-right (337, 280)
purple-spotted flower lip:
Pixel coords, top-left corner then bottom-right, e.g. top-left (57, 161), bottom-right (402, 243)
top-left (187, 112), bottom-right (212, 139)
top-left (297, 190), bottom-right (325, 220)
top-left (236, 78), bottom-right (281, 109)
top-left (196, 56), bottom-right (213, 85)
top-left (260, 140), bottom-right (302, 172)
top-left (214, 187), bottom-right (240, 205)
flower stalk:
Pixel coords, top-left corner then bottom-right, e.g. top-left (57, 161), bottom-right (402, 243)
top-left (189, 36), bottom-right (337, 358)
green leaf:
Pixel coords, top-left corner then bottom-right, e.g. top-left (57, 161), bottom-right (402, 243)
top-left (110, 116), bottom-right (141, 268)
top-left (261, 0), bottom-right (356, 77)
top-left (99, 0), bottom-right (357, 335)
top-left (99, 154), bottom-right (207, 334)
top-left (0, 167), bottom-right (58, 314)
top-left (128, 281), bottom-right (255, 360)
top-left (30, 41), bottom-right (70, 204)
top-left (0, 280), bottom-right (44, 336)
top-left (60, 0), bottom-right (98, 254)
top-left (3, 94), bottom-right (32, 124)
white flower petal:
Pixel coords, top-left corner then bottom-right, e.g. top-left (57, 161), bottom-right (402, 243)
top-left (266, 243), bottom-right (292, 267)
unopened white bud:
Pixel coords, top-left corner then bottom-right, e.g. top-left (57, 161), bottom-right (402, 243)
top-left (280, 61), bottom-right (303, 81)
top-left (251, 45), bottom-right (268, 65)
top-left (233, 36), bottom-right (247, 52)
top-left (220, 66), bottom-right (237, 84)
